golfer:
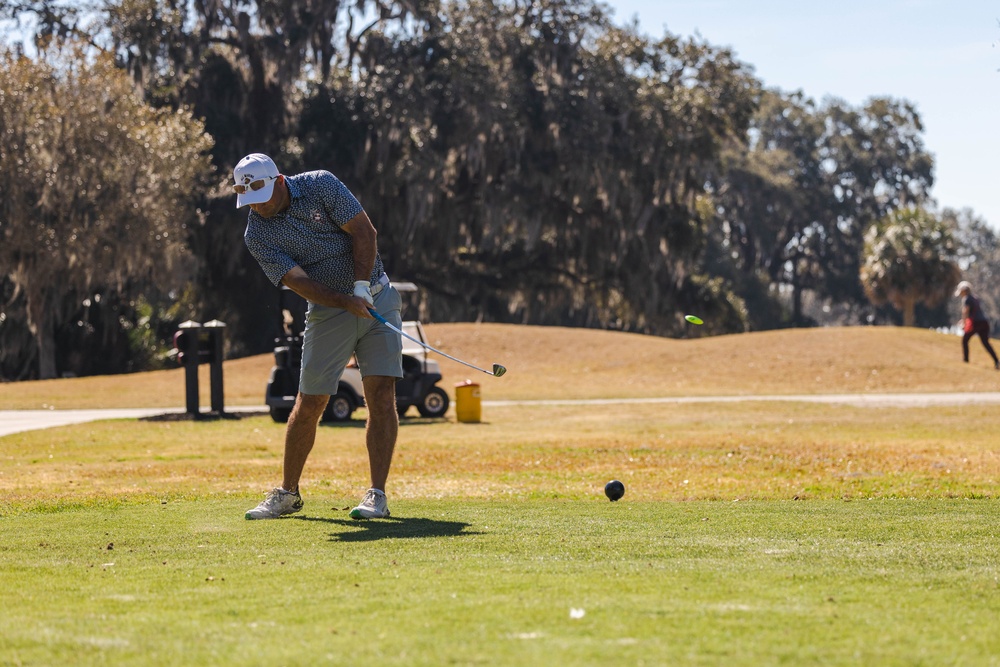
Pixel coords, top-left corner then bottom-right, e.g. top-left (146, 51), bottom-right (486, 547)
top-left (955, 280), bottom-right (999, 370)
top-left (235, 153), bottom-right (402, 520)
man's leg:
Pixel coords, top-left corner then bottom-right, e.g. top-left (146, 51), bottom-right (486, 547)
top-left (975, 323), bottom-right (1000, 366)
top-left (350, 285), bottom-right (402, 519)
top-left (962, 332), bottom-right (973, 362)
top-left (361, 375), bottom-right (398, 491)
top-left (246, 392), bottom-right (329, 520)
top-left (349, 375), bottom-right (397, 520)
top-left (283, 392), bottom-right (330, 492)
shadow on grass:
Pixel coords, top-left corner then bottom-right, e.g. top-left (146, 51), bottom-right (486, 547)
top-left (293, 515), bottom-right (480, 542)
top-left (141, 410), bottom-right (268, 422)
top-left (141, 415), bottom-right (450, 428)
top-left (318, 417), bottom-right (448, 429)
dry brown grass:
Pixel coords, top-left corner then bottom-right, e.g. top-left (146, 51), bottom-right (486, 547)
top-left (3, 325), bottom-right (1000, 507)
top-left (3, 400), bottom-right (999, 505)
top-left (2, 325), bottom-right (997, 410)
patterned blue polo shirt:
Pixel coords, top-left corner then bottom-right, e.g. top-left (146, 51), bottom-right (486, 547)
top-left (243, 170), bottom-right (384, 294)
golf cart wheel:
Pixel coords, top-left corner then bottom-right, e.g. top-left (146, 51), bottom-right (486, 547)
top-left (269, 406), bottom-right (292, 423)
top-left (417, 386), bottom-right (450, 418)
top-left (324, 391), bottom-right (355, 422)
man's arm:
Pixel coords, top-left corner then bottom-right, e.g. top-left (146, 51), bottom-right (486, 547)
top-left (341, 210), bottom-right (377, 281)
top-left (281, 266), bottom-right (373, 319)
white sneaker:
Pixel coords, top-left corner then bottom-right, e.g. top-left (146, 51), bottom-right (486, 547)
top-left (245, 488), bottom-right (303, 520)
top-left (350, 488), bottom-right (390, 519)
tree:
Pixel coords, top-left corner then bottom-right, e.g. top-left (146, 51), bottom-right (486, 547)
top-left (298, 0), bottom-right (760, 334)
top-left (860, 208), bottom-right (960, 327)
top-left (0, 44), bottom-right (213, 378)
top-left (4, 0), bottom-right (435, 357)
top-left (710, 89), bottom-right (829, 326)
top-left (818, 97), bottom-right (935, 307)
top-left (711, 92), bottom-right (937, 327)
top-left (1, 0), bottom-right (957, 374)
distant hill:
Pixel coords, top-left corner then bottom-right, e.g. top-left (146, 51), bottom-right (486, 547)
top-left (1, 325), bottom-right (996, 410)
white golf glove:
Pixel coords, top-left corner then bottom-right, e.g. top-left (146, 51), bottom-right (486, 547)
top-left (353, 280), bottom-right (374, 307)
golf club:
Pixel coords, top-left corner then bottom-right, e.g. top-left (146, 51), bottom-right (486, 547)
top-left (368, 308), bottom-right (507, 377)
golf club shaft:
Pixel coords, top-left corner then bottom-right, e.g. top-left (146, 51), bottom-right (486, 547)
top-left (368, 309), bottom-right (497, 377)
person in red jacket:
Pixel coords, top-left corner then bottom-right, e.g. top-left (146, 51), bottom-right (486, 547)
top-left (956, 281), bottom-right (999, 370)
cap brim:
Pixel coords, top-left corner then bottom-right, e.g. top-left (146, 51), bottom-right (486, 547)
top-left (236, 179), bottom-right (276, 208)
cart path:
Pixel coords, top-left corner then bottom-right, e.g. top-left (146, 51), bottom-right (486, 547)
top-left (0, 405), bottom-right (266, 437)
top-left (4, 392), bottom-right (1000, 437)
top-left (484, 392), bottom-right (1000, 408)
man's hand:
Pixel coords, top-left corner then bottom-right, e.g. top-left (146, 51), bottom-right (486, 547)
top-left (344, 296), bottom-right (375, 319)
top-left (353, 280), bottom-right (374, 307)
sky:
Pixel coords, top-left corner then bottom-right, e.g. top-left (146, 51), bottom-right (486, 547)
top-left (605, 0), bottom-right (1000, 229)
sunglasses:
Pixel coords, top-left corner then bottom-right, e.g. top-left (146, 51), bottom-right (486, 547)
top-left (233, 175), bottom-right (277, 195)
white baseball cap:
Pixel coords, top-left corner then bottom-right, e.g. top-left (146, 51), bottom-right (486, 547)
top-left (233, 153), bottom-right (280, 208)
top-left (955, 280), bottom-right (972, 297)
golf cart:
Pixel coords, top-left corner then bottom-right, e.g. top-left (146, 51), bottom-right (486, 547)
top-left (265, 283), bottom-right (450, 423)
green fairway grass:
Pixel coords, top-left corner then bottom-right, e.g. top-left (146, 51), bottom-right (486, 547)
top-left (2, 498), bottom-right (999, 666)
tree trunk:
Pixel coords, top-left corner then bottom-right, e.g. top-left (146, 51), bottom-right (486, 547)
top-left (901, 294), bottom-right (916, 327)
top-left (25, 285), bottom-right (58, 379)
top-left (791, 258), bottom-right (803, 325)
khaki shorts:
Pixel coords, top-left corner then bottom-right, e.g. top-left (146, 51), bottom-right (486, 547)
top-left (299, 285), bottom-right (403, 395)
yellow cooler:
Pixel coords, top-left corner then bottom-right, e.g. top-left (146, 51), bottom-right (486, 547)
top-left (454, 380), bottom-right (481, 423)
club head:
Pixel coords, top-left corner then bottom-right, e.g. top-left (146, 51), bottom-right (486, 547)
top-left (492, 364), bottom-right (507, 377)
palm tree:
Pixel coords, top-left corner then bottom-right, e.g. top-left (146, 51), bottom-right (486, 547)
top-left (860, 208), bottom-right (961, 326)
